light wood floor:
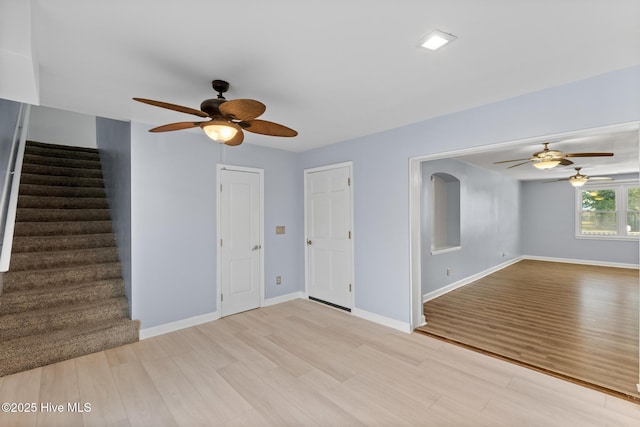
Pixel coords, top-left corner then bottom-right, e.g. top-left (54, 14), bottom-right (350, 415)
top-left (418, 259), bottom-right (639, 402)
top-left (1, 299), bottom-right (639, 426)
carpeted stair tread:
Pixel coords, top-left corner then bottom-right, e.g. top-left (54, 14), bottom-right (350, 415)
top-left (0, 279), bottom-right (125, 315)
top-left (19, 173), bottom-right (105, 188)
top-left (23, 153), bottom-right (102, 170)
top-left (19, 183), bottom-right (106, 198)
top-left (25, 141), bottom-right (101, 159)
top-left (0, 297), bottom-right (129, 340)
top-left (16, 208), bottom-right (111, 222)
top-left (21, 163), bottom-right (104, 179)
top-left (3, 262), bottom-right (123, 292)
top-left (0, 318), bottom-right (140, 377)
top-left (1, 141), bottom-right (137, 377)
top-left (11, 233), bottom-right (116, 253)
top-left (18, 195), bottom-right (109, 209)
top-left (9, 246), bottom-right (119, 271)
top-left (13, 220), bottom-right (113, 236)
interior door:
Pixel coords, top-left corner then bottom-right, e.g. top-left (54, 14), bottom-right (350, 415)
top-left (305, 164), bottom-right (353, 310)
top-left (219, 167), bottom-right (262, 317)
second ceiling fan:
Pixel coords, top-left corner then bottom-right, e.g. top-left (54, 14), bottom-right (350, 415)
top-left (494, 143), bottom-right (613, 170)
top-left (134, 80), bottom-right (297, 146)
top-left (544, 167), bottom-right (614, 187)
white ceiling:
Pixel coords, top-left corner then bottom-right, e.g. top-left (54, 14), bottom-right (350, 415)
top-left (454, 126), bottom-right (639, 181)
top-left (18, 0), bottom-right (640, 158)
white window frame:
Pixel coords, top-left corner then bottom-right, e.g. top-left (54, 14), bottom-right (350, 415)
top-left (575, 180), bottom-right (640, 241)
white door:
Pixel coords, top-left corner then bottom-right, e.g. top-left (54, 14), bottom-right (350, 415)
top-left (219, 167), bottom-right (262, 317)
top-left (305, 164), bottom-right (353, 310)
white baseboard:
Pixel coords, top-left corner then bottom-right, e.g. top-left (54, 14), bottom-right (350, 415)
top-left (523, 255), bottom-right (639, 269)
top-left (351, 307), bottom-right (412, 333)
top-left (263, 291), bottom-right (304, 307)
top-left (423, 256), bottom-right (523, 303)
top-left (140, 292), bottom-right (303, 340)
top-left (139, 310), bottom-right (220, 340)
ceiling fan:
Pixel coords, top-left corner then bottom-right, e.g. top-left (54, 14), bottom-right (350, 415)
top-left (133, 80), bottom-right (297, 146)
top-left (494, 143), bottom-right (613, 170)
top-left (544, 167), bottom-right (614, 187)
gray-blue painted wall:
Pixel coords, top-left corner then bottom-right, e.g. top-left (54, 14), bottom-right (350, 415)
top-left (522, 173), bottom-right (639, 264)
top-left (1, 65), bottom-right (638, 329)
top-left (0, 98), bottom-right (21, 258)
top-left (0, 98), bottom-right (20, 191)
top-left (96, 117), bottom-right (133, 311)
top-left (421, 159), bottom-right (521, 296)
top-left (130, 123), bottom-right (302, 328)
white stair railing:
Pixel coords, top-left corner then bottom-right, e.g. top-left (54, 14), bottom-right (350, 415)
top-left (0, 103), bottom-right (30, 272)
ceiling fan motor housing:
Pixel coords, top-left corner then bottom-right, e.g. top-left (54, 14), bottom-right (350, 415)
top-left (200, 98), bottom-right (226, 117)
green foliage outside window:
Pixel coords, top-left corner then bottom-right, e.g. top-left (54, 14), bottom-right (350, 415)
top-left (628, 187), bottom-right (640, 235)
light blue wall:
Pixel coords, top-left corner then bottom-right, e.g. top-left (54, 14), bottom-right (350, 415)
top-left (298, 65), bottom-right (640, 323)
top-left (0, 98), bottom-right (21, 261)
top-left (130, 123), bottom-right (302, 328)
top-left (96, 117), bottom-right (133, 310)
top-left (421, 159), bottom-right (521, 295)
top-left (522, 173), bottom-right (639, 265)
top-left (0, 98), bottom-right (21, 198)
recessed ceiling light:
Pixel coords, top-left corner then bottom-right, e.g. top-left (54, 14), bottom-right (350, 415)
top-left (420, 29), bottom-right (457, 51)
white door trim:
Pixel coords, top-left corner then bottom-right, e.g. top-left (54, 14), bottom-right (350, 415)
top-left (216, 164), bottom-right (265, 314)
top-left (304, 161), bottom-right (355, 310)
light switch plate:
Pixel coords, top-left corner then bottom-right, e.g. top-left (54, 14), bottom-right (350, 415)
top-left (275, 226), bottom-right (285, 235)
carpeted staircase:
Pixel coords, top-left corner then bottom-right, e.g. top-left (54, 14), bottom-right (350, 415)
top-left (0, 141), bottom-right (139, 376)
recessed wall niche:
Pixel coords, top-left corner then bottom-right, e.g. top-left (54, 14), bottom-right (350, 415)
top-left (431, 172), bottom-right (461, 253)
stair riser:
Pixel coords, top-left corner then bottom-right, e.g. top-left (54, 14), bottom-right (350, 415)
top-left (0, 320), bottom-right (139, 377)
top-left (3, 263), bottom-right (122, 292)
top-left (9, 247), bottom-right (120, 271)
top-left (0, 299), bottom-right (129, 340)
top-left (20, 173), bottom-right (104, 188)
top-left (19, 184), bottom-right (106, 198)
top-left (12, 234), bottom-right (116, 253)
top-left (0, 280), bottom-right (125, 315)
top-left (18, 196), bottom-right (109, 209)
top-left (16, 208), bottom-right (111, 222)
top-left (22, 163), bottom-right (103, 179)
top-left (13, 221), bottom-right (113, 236)
top-left (23, 153), bottom-right (102, 171)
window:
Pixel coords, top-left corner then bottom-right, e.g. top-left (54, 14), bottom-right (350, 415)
top-left (576, 181), bottom-right (640, 240)
top-left (431, 173), bottom-right (461, 253)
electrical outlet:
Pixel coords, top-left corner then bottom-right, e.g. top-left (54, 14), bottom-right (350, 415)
top-left (276, 276), bottom-right (281, 285)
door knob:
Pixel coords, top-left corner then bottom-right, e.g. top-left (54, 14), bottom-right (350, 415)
top-left (307, 239), bottom-right (312, 245)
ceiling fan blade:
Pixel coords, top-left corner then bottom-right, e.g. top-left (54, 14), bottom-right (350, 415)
top-left (588, 177), bottom-right (614, 181)
top-left (493, 158), bottom-right (531, 164)
top-left (149, 121), bottom-right (203, 132)
top-left (219, 99), bottom-right (266, 121)
top-left (243, 119), bottom-right (298, 137)
top-left (564, 152), bottom-right (614, 157)
top-left (224, 130), bottom-right (245, 146)
top-left (543, 178), bottom-right (569, 183)
top-left (133, 98), bottom-right (209, 118)
top-left (507, 160), bottom-right (532, 169)
top-left (559, 158), bottom-right (574, 166)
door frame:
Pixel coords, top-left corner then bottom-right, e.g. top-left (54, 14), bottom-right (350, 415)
top-left (216, 164), bottom-right (265, 315)
top-left (304, 161), bottom-right (355, 310)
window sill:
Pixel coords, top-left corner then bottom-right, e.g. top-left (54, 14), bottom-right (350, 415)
top-left (431, 246), bottom-right (462, 255)
top-left (575, 235), bottom-right (639, 242)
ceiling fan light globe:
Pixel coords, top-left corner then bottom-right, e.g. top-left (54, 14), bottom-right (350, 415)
top-left (202, 121), bottom-right (239, 143)
top-left (569, 176), bottom-right (588, 187)
top-left (532, 159), bottom-right (561, 170)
